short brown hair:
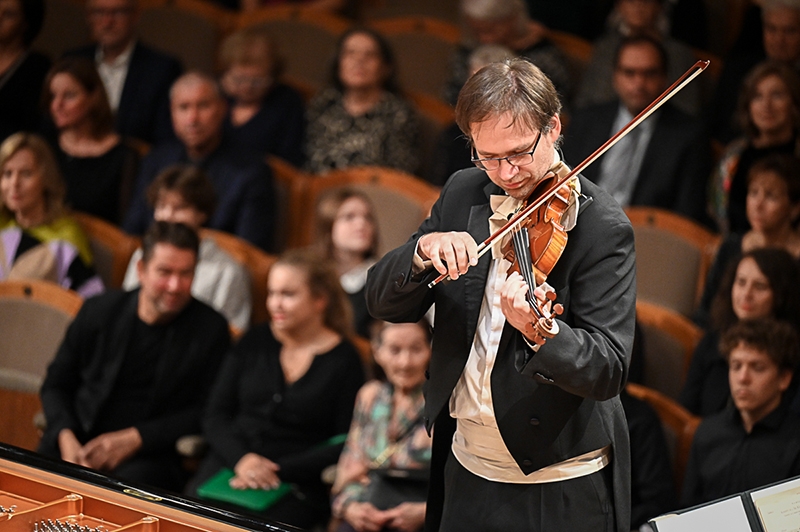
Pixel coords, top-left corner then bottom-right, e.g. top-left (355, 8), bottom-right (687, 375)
top-left (455, 57), bottom-right (561, 142)
top-left (720, 318), bottom-right (800, 371)
top-left (218, 26), bottom-right (283, 78)
top-left (273, 248), bottom-right (353, 338)
top-left (737, 61), bottom-right (800, 139)
top-left (44, 57), bottom-right (114, 139)
top-left (747, 153), bottom-right (800, 205)
top-left (146, 165), bottom-right (217, 221)
top-left (141, 221), bottom-right (200, 264)
top-left (0, 133), bottom-right (66, 222)
top-left (314, 187), bottom-right (378, 260)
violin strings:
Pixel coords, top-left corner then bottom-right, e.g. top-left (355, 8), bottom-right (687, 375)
top-left (510, 228), bottom-right (544, 320)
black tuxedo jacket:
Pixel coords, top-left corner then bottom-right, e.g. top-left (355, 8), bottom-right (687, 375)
top-left (39, 290), bottom-right (230, 456)
top-left (366, 167), bottom-right (636, 532)
top-left (67, 42), bottom-right (181, 143)
top-left (563, 101), bottom-right (712, 225)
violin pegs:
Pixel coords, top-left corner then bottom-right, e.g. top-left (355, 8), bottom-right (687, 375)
top-left (552, 303), bottom-right (564, 316)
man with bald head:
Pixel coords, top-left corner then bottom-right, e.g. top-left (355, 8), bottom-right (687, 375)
top-left (66, 0), bottom-right (181, 143)
top-left (124, 72), bottom-right (274, 251)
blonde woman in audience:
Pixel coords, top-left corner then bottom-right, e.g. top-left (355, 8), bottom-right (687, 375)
top-left (219, 26), bottom-right (305, 166)
top-left (332, 320), bottom-right (433, 532)
top-left (0, 132), bottom-right (103, 296)
top-left (304, 27), bottom-right (419, 175)
top-left (122, 165), bottom-right (251, 331)
top-left (314, 188), bottom-right (379, 338)
top-left (697, 154), bottom-right (800, 325)
top-left (44, 56), bottom-right (139, 225)
top-left (186, 250), bottom-right (365, 529)
top-left (710, 61), bottom-right (800, 234)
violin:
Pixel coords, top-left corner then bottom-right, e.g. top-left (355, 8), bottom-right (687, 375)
top-left (427, 60), bottom-right (710, 342)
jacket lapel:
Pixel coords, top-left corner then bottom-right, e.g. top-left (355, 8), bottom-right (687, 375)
top-left (463, 181), bottom-right (500, 348)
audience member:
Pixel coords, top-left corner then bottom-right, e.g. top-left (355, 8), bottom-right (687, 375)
top-left (331, 320), bottom-right (433, 532)
top-left (709, 61), bottom-right (800, 235)
top-left (0, 133), bottom-right (103, 297)
top-left (445, 0), bottom-right (571, 108)
top-left (681, 319), bottom-right (800, 507)
top-left (697, 154), bottom-right (800, 324)
top-left (65, 0), bottom-right (182, 144)
top-left (313, 188), bottom-right (379, 338)
top-left (681, 249), bottom-right (800, 417)
top-left (709, 0), bottom-right (800, 144)
top-left (44, 57), bottom-right (140, 225)
top-left (219, 26), bottom-right (305, 167)
top-left (122, 165), bottom-right (251, 331)
top-left (186, 249), bottom-right (365, 529)
top-left (0, 0), bottom-right (49, 141)
top-left (304, 27), bottom-right (420, 175)
top-left (124, 72), bottom-right (274, 251)
top-left (575, 0), bottom-right (701, 117)
top-left (38, 221), bottom-right (231, 491)
top-left (564, 35), bottom-right (711, 224)
top-left (433, 44), bottom-right (515, 187)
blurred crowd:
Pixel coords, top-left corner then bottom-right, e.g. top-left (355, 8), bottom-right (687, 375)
top-left (5, 0), bottom-right (800, 531)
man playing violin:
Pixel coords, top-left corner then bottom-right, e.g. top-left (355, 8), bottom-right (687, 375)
top-left (366, 58), bottom-right (636, 532)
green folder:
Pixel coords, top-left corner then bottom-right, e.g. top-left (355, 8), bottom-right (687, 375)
top-left (197, 468), bottom-right (292, 511)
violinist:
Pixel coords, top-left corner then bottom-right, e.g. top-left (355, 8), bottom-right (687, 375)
top-left (365, 58), bottom-right (636, 532)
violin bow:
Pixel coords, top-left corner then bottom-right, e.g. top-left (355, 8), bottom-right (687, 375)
top-left (428, 59), bottom-right (710, 289)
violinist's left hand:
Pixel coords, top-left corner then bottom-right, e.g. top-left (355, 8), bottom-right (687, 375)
top-left (500, 272), bottom-right (558, 345)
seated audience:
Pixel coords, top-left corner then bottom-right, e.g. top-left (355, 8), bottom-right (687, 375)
top-left (681, 319), bottom-right (800, 507)
top-left (433, 44), bottom-right (514, 187)
top-left (186, 250), bottom-right (365, 529)
top-left (313, 188), bottom-right (379, 338)
top-left (697, 154), bottom-right (800, 323)
top-left (38, 222), bottom-right (231, 491)
top-left (331, 320), bottom-right (433, 532)
top-left (575, 0), bottom-right (700, 117)
top-left (44, 57), bottom-right (140, 225)
top-left (304, 27), bottom-right (420, 175)
top-left (122, 165), bottom-right (251, 331)
top-left (66, 0), bottom-right (182, 143)
top-left (0, 0), bottom-right (49, 141)
top-left (709, 0), bottom-right (800, 144)
top-left (709, 61), bottom-right (800, 235)
top-left (124, 72), bottom-right (274, 251)
top-left (0, 133), bottom-right (103, 297)
top-left (219, 26), bottom-right (305, 167)
top-left (564, 35), bottom-right (711, 225)
top-left (444, 0), bottom-right (571, 109)
top-left (681, 249), bottom-right (800, 417)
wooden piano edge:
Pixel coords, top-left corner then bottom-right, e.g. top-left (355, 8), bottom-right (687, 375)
top-left (0, 444), bottom-right (301, 532)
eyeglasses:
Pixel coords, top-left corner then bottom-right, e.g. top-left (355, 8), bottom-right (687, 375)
top-left (224, 73), bottom-right (272, 89)
top-left (471, 131), bottom-right (542, 171)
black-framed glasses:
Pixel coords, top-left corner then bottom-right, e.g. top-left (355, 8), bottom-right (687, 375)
top-left (471, 130), bottom-right (542, 171)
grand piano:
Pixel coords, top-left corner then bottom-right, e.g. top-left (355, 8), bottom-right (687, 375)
top-left (0, 444), bottom-right (299, 532)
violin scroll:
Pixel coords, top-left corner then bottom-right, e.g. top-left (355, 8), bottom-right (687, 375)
top-left (526, 286), bottom-right (564, 345)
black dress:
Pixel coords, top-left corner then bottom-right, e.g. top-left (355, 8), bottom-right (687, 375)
top-left (0, 51), bottom-right (50, 141)
top-left (53, 140), bottom-right (140, 225)
top-left (187, 325), bottom-right (365, 529)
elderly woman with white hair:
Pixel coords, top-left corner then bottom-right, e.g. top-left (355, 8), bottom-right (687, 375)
top-left (444, 0), bottom-right (571, 107)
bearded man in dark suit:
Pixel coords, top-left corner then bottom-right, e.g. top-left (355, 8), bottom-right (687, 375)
top-left (366, 58), bottom-right (636, 532)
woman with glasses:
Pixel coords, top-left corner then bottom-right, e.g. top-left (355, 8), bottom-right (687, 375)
top-left (304, 28), bottom-right (420, 175)
top-left (219, 26), bottom-right (305, 167)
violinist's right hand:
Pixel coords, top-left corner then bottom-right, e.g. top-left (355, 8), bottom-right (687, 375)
top-left (417, 232), bottom-right (478, 280)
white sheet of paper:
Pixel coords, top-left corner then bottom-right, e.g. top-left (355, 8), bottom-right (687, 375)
top-left (652, 496), bottom-right (753, 532)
